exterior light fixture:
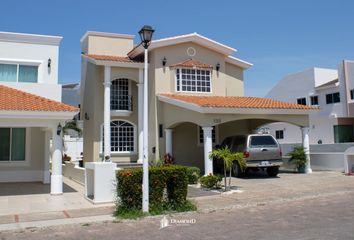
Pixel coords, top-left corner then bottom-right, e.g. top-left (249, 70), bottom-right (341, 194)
top-left (139, 25), bottom-right (154, 213)
top-left (85, 112), bottom-right (89, 120)
top-left (48, 58), bottom-right (52, 68)
top-left (139, 25), bottom-right (155, 49)
top-left (162, 57), bottom-right (167, 66)
top-left (216, 63), bottom-right (220, 72)
top-left (57, 123), bottom-right (62, 136)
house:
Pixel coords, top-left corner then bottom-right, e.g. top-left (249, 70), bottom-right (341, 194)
top-left (80, 31), bottom-right (317, 174)
top-left (0, 32), bottom-right (78, 194)
top-left (62, 83), bottom-right (80, 108)
top-left (266, 62), bottom-right (354, 145)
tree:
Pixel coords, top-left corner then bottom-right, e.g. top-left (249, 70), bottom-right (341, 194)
top-left (63, 120), bottom-right (82, 137)
top-left (210, 146), bottom-right (246, 191)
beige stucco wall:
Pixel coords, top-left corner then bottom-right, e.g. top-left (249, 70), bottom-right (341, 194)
top-left (81, 62), bottom-right (140, 163)
top-left (83, 35), bottom-right (134, 56)
top-left (152, 42), bottom-right (244, 96)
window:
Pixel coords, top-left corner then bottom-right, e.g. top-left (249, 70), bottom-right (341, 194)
top-left (275, 130), bottom-right (284, 139)
top-left (108, 120), bottom-right (135, 153)
top-left (0, 128), bottom-right (26, 161)
top-left (111, 79), bottom-right (132, 111)
top-left (0, 63), bottom-right (38, 83)
top-left (351, 89), bottom-right (354, 100)
top-left (326, 92), bottom-right (340, 104)
top-left (310, 96), bottom-right (319, 106)
top-left (297, 97), bottom-right (307, 105)
top-left (199, 126), bottom-right (216, 144)
top-left (249, 136), bottom-right (277, 147)
top-left (176, 68), bottom-right (211, 92)
top-left (333, 125), bottom-right (354, 143)
top-left (102, 121), bottom-right (135, 153)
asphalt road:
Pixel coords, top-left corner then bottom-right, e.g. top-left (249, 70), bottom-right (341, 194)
top-left (1, 191), bottom-right (354, 240)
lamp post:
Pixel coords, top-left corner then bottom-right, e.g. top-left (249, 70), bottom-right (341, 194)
top-left (139, 25), bottom-right (154, 213)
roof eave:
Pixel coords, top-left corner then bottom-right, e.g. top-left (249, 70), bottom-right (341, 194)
top-left (128, 33), bottom-right (236, 58)
top-left (0, 110), bottom-right (78, 120)
top-left (82, 55), bottom-right (144, 68)
top-left (225, 56), bottom-right (253, 69)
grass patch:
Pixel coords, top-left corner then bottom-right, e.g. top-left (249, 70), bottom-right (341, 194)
top-left (115, 200), bottom-right (197, 220)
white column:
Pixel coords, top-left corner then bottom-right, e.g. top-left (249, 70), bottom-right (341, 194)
top-left (43, 130), bottom-right (51, 184)
top-left (203, 127), bottom-right (213, 175)
top-left (301, 126), bottom-right (312, 173)
top-left (137, 69), bottom-right (144, 163)
top-left (51, 125), bottom-right (63, 195)
top-left (103, 66), bottom-right (111, 161)
top-left (165, 129), bottom-right (173, 156)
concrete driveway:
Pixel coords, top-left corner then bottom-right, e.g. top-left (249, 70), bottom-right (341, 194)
top-left (195, 171), bottom-right (354, 211)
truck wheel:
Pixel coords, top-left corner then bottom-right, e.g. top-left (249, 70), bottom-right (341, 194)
top-left (267, 167), bottom-right (279, 177)
top-left (232, 161), bottom-right (243, 178)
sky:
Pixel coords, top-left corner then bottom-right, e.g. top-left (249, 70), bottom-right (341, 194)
top-left (1, 0), bottom-right (354, 97)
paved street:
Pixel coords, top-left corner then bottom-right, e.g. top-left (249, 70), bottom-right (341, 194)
top-left (1, 177), bottom-right (354, 240)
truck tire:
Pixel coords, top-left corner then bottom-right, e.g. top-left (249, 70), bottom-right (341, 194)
top-left (267, 167), bottom-right (279, 177)
top-left (232, 161), bottom-right (243, 178)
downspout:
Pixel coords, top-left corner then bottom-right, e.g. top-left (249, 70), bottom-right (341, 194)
top-left (342, 60), bottom-right (350, 117)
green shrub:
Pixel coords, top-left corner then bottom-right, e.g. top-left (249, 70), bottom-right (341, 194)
top-left (166, 165), bottom-right (189, 205)
top-left (199, 174), bottom-right (222, 189)
top-left (186, 166), bottom-right (201, 184)
top-left (116, 165), bottom-right (192, 216)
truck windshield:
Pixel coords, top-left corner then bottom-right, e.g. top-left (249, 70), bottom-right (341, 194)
top-left (250, 136), bottom-right (277, 148)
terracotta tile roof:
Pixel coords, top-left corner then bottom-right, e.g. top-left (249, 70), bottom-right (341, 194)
top-left (170, 59), bottom-right (213, 69)
top-left (0, 85), bottom-right (78, 112)
top-left (161, 94), bottom-right (319, 110)
top-left (84, 54), bottom-right (142, 63)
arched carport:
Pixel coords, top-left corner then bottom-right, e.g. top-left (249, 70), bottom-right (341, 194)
top-left (158, 94), bottom-right (317, 175)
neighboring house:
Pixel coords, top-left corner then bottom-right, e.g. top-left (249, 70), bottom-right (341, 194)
top-left (80, 31), bottom-right (316, 174)
top-left (0, 32), bottom-right (77, 194)
top-left (62, 83), bottom-right (80, 107)
top-left (266, 62), bottom-right (354, 144)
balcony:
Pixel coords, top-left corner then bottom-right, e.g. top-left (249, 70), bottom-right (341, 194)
top-left (110, 95), bottom-right (133, 117)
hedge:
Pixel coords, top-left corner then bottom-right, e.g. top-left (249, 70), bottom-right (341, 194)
top-left (186, 166), bottom-right (201, 184)
top-left (117, 165), bottom-right (189, 211)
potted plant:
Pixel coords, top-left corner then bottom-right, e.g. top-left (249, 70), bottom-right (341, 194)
top-left (287, 146), bottom-right (307, 173)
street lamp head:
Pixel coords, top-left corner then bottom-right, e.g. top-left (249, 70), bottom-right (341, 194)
top-left (139, 25), bottom-right (155, 49)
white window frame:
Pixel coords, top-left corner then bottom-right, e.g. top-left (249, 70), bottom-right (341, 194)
top-left (110, 78), bottom-right (132, 112)
top-left (100, 120), bottom-right (137, 155)
top-left (197, 126), bottom-right (219, 147)
top-left (175, 68), bottom-right (212, 93)
top-left (296, 96), bottom-right (307, 106)
top-left (0, 128), bottom-right (31, 166)
top-left (275, 130), bottom-right (284, 139)
top-left (310, 95), bottom-right (319, 106)
top-left (0, 59), bottom-right (40, 83)
top-left (326, 92), bottom-right (341, 104)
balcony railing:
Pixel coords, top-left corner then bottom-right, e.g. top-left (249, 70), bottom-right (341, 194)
top-left (110, 95), bottom-right (133, 111)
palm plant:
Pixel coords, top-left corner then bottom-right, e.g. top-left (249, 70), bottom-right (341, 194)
top-left (63, 120), bottom-right (82, 137)
top-left (210, 146), bottom-right (246, 191)
top-left (287, 146), bottom-right (307, 173)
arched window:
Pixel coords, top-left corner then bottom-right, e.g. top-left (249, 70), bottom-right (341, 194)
top-left (110, 78), bottom-right (131, 111)
top-left (109, 120), bottom-right (135, 153)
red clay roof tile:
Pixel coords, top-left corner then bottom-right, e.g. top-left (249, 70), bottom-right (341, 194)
top-left (0, 85), bottom-right (78, 112)
top-left (170, 59), bottom-right (213, 69)
top-left (161, 94), bottom-right (318, 110)
top-left (84, 54), bottom-right (142, 63)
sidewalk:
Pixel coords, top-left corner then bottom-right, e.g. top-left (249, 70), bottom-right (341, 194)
top-left (1, 171), bottom-right (353, 231)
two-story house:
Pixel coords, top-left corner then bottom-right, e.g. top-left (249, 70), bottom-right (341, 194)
top-left (0, 32), bottom-right (77, 194)
top-left (80, 31), bottom-right (316, 174)
top-left (266, 61), bottom-right (354, 145)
